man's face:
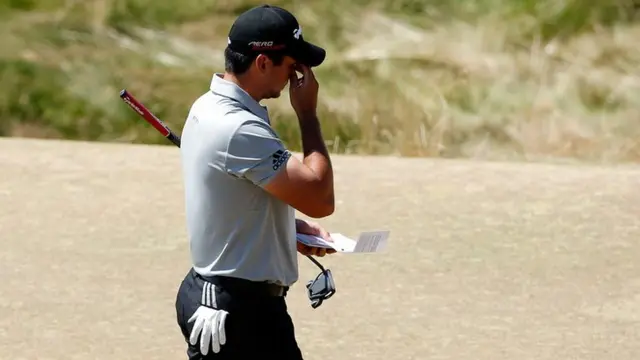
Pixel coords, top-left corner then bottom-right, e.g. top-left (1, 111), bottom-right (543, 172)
top-left (259, 55), bottom-right (297, 100)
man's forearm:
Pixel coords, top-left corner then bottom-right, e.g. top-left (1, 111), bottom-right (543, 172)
top-left (298, 114), bottom-right (334, 199)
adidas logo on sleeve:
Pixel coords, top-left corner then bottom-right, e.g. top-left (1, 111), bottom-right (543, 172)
top-left (271, 149), bottom-right (291, 171)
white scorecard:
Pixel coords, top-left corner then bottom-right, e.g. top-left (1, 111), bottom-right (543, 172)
top-left (296, 230), bottom-right (390, 253)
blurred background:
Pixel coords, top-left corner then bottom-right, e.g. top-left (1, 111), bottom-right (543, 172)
top-left (1, 0), bottom-right (639, 163)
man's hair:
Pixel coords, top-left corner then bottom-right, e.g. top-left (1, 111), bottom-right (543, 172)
top-left (224, 47), bottom-right (286, 75)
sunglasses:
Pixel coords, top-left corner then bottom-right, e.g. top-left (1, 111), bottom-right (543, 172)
top-left (305, 255), bottom-right (336, 309)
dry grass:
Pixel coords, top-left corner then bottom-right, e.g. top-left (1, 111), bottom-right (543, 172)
top-left (2, 137), bottom-right (640, 359)
top-left (304, 11), bottom-right (640, 162)
top-left (1, 0), bottom-right (640, 163)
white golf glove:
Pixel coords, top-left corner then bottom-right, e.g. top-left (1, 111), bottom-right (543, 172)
top-left (188, 282), bottom-right (229, 355)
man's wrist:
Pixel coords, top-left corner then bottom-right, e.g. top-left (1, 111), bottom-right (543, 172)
top-left (296, 111), bottom-right (318, 123)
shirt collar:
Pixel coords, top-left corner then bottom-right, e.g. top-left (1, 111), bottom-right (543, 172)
top-left (209, 73), bottom-right (269, 121)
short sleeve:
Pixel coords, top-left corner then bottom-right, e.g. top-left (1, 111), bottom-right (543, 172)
top-left (224, 120), bottom-right (292, 187)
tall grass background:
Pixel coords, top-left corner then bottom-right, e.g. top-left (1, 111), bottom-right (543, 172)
top-left (1, 0), bottom-right (639, 163)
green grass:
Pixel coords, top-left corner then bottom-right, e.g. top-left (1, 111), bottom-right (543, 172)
top-left (1, 0), bottom-right (640, 163)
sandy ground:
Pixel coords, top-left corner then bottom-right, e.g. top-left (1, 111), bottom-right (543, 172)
top-left (1, 137), bottom-right (639, 360)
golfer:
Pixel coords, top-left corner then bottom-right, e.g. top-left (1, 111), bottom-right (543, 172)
top-left (175, 4), bottom-right (336, 359)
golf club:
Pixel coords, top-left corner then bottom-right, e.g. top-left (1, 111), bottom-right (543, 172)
top-left (120, 89), bottom-right (181, 147)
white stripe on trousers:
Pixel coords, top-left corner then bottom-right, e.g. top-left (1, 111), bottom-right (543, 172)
top-left (201, 282), bottom-right (218, 308)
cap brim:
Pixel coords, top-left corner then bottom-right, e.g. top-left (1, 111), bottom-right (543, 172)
top-left (291, 40), bottom-right (326, 67)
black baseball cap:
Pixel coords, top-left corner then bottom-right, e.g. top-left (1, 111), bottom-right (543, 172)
top-left (227, 5), bottom-right (326, 67)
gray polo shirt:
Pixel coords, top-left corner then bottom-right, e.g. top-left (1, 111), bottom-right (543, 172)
top-left (179, 73), bottom-right (298, 286)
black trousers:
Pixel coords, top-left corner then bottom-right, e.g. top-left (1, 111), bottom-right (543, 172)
top-left (175, 268), bottom-right (304, 359)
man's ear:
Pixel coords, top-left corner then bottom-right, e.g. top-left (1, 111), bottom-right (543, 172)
top-left (255, 54), bottom-right (269, 74)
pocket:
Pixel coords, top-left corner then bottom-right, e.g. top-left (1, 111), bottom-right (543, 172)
top-left (212, 283), bottom-right (234, 311)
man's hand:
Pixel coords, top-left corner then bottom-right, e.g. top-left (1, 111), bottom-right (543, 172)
top-left (289, 64), bottom-right (319, 118)
top-left (296, 218), bottom-right (337, 257)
